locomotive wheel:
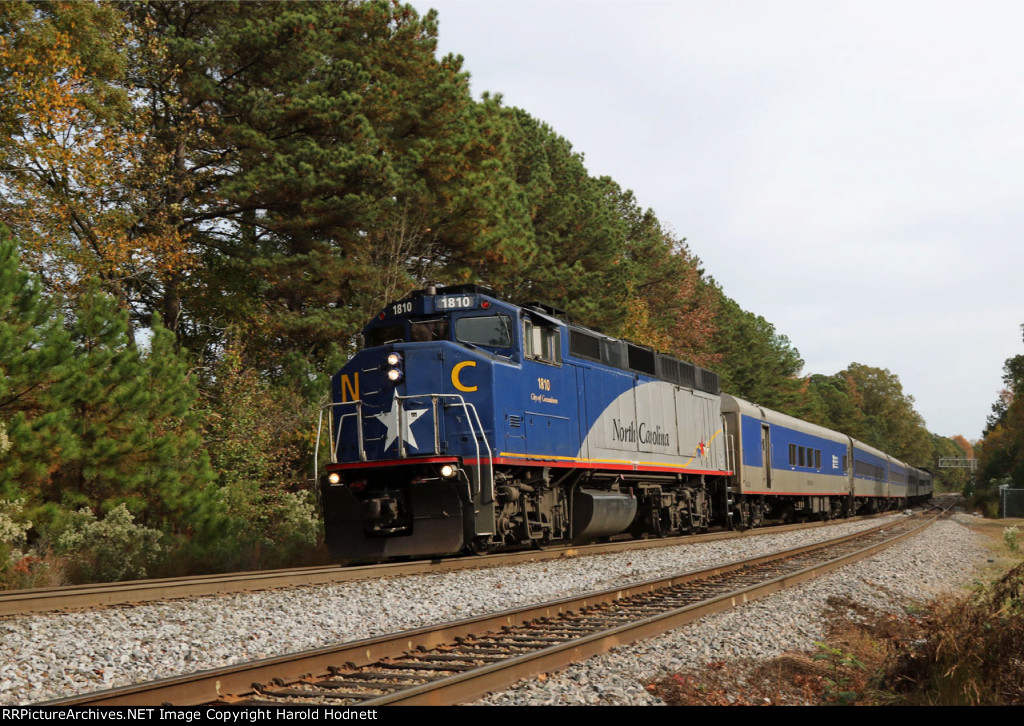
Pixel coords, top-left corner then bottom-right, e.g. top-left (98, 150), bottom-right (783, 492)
top-left (466, 537), bottom-right (496, 556)
top-left (530, 533), bottom-right (553, 550)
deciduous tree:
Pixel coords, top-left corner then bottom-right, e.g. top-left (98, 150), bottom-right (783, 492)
top-left (977, 326), bottom-right (1024, 489)
top-left (0, 2), bottom-right (192, 342)
top-left (838, 363), bottom-right (931, 466)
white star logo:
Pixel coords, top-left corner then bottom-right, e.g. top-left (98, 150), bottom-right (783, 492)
top-left (371, 394), bottom-right (429, 450)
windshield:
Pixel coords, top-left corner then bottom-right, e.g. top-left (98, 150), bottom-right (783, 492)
top-left (365, 323), bottom-right (404, 348)
top-left (455, 315), bottom-right (513, 348)
top-left (410, 317), bottom-right (449, 342)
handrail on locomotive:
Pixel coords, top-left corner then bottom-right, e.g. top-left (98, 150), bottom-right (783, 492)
top-left (315, 393), bottom-right (495, 503)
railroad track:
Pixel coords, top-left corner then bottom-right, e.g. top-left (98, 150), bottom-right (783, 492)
top-left (44, 511), bottom-right (939, 707)
top-left (0, 514), bottom-right (891, 616)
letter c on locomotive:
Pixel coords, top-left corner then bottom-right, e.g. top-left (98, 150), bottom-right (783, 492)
top-left (451, 360), bottom-right (478, 392)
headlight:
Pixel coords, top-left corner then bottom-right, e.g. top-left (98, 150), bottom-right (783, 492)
top-left (440, 464), bottom-right (457, 478)
top-left (327, 472), bottom-right (342, 485)
top-left (385, 351), bottom-right (403, 383)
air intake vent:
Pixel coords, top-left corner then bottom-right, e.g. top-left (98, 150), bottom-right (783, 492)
top-left (627, 344), bottom-right (656, 375)
top-left (696, 368), bottom-right (720, 394)
top-left (656, 355), bottom-right (696, 388)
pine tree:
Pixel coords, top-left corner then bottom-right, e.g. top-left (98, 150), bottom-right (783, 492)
top-left (0, 227), bottom-right (76, 500)
top-left (709, 291), bottom-right (805, 410)
top-left (0, 226), bottom-right (215, 538)
top-left (130, 315), bottom-right (217, 534)
top-left (44, 291), bottom-right (215, 530)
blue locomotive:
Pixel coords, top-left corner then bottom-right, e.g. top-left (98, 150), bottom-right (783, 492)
top-left (316, 285), bottom-right (931, 560)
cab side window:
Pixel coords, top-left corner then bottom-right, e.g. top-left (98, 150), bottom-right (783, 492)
top-left (522, 316), bottom-right (561, 365)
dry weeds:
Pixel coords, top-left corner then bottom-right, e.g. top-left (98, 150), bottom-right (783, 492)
top-left (650, 565), bottom-right (1024, 706)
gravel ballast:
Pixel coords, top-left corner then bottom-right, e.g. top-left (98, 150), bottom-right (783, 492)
top-left (472, 516), bottom-right (990, 705)
top-left (0, 514), bottom-right (989, 705)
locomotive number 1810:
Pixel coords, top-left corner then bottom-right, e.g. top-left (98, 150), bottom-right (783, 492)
top-left (436, 295), bottom-right (475, 310)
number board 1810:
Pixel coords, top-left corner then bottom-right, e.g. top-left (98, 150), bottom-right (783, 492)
top-left (436, 295), bottom-right (476, 311)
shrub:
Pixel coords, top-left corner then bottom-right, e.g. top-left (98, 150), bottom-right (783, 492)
top-left (54, 503), bottom-right (164, 583)
top-left (0, 498), bottom-right (62, 589)
top-left (1004, 526), bottom-right (1020, 554)
top-left (0, 499), bottom-right (30, 551)
top-left (882, 562), bottom-right (1024, 704)
top-left (0, 499), bottom-right (30, 588)
top-left (216, 487), bottom-right (322, 571)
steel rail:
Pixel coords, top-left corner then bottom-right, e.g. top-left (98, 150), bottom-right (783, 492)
top-left (42, 513), bottom-right (934, 707)
top-left (0, 513), bottom-right (890, 617)
top-left (363, 513), bottom-right (936, 705)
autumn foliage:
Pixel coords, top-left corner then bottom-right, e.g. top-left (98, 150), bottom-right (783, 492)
top-left (972, 325), bottom-right (1024, 509)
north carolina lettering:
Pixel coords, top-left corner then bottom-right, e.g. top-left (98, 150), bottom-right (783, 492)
top-left (611, 419), bottom-right (670, 447)
top-left (638, 422), bottom-right (671, 447)
top-left (611, 418), bottom-right (636, 443)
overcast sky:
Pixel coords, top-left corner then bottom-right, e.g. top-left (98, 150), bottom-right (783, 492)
top-left (411, 0), bottom-right (1023, 441)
